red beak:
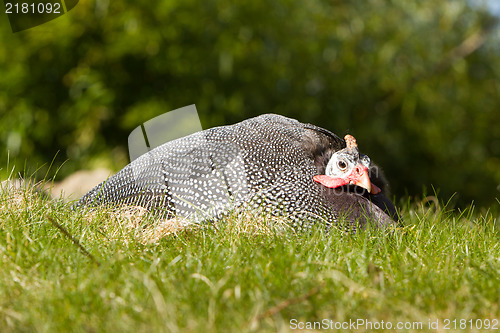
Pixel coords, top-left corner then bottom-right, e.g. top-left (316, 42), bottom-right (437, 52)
top-left (313, 164), bottom-right (381, 194)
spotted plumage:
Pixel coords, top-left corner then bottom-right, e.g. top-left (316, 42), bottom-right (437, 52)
top-left (76, 114), bottom-right (398, 232)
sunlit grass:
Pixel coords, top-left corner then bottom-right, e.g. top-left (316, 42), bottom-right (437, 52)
top-left (0, 181), bottom-right (499, 332)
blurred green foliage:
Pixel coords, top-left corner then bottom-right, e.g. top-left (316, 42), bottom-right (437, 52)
top-left (0, 0), bottom-right (499, 207)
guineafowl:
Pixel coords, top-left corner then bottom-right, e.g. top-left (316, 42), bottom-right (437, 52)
top-left (76, 114), bottom-right (399, 232)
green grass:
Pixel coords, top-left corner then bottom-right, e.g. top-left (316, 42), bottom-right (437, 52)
top-left (0, 184), bottom-right (499, 332)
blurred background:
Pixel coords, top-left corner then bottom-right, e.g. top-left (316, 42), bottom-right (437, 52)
top-left (0, 0), bottom-right (499, 208)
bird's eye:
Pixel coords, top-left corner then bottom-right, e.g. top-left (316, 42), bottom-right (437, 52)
top-left (337, 160), bottom-right (347, 171)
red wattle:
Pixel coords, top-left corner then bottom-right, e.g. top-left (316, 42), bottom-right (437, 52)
top-left (313, 175), bottom-right (348, 188)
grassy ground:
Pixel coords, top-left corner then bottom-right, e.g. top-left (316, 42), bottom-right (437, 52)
top-left (0, 183), bottom-right (499, 332)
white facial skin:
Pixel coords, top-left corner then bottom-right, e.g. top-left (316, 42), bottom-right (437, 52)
top-left (325, 151), bottom-right (371, 178)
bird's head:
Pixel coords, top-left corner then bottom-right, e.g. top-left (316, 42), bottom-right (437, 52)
top-left (313, 134), bottom-right (381, 195)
